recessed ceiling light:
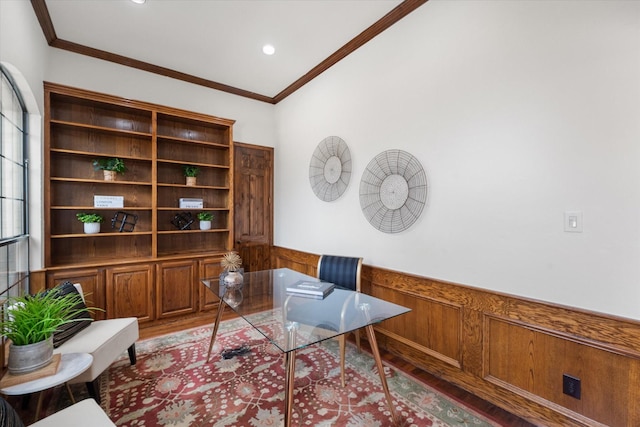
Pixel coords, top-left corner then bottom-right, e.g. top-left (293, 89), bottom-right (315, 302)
top-left (262, 44), bottom-right (275, 56)
top-left (131, 0), bottom-right (146, 4)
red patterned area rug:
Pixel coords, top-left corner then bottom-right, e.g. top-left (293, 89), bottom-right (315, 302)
top-left (43, 316), bottom-right (501, 427)
top-left (104, 315), bottom-right (499, 427)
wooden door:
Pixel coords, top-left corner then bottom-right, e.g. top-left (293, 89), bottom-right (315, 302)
top-left (234, 143), bottom-right (273, 272)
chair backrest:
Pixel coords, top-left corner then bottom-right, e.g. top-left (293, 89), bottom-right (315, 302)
top-left (317, 255), bottom-right (363, 292)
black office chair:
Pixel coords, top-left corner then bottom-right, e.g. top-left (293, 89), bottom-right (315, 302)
top-left (317, 255), bottom-right (363, 386)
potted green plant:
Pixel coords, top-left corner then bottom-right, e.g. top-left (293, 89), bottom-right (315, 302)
top-left (183, 165), bottom-right (200, 186)
top-left (0, 289), bottom-right (91, 374)
top-left (197, 212), bottom-right (214, 230)
top-left (92, 157), bottom-right (126, 181)
top-left (76, 212), bottom-right (104, 234)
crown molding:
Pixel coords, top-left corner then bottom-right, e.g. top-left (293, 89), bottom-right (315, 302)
top-left (30, 0), bottom-right (428, 104)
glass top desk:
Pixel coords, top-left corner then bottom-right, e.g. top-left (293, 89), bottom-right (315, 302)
top-left (201, 267), bottom-right (410, 427)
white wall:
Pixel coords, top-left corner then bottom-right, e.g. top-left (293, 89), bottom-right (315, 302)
top-left (274, 1), bottom-right (640, 320)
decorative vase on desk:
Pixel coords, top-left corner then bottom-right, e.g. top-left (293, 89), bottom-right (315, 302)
top-left (220, 251), bottom-right (244, 288)
top-left (223, 285), bottom-right (243, 308)
top-left (223, 270), bottom-right (243, 287)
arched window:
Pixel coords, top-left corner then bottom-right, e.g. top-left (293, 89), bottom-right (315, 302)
top-left (0, 65), bottom-right (29, 298)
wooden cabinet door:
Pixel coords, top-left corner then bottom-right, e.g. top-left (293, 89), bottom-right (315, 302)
top-left (106, 264), bottom-right (154, 323)
top-left (199, 257), bottom-right (224, 311)
top-left (234, 143), bottom-right (273, 272)
top-left (47, 268), bottom-right (107, 320)
top-left (156, 260), bottom-right (196, 319)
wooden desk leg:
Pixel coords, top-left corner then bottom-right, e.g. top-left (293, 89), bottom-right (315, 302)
top-left (284, 321), bottom-right (298, 427)
top-left (206, 299), bottom-right (227, 363)
top-left (65, 382), bottom-right (76, 403)
top-left (365, 324), bottom-right (398, 424)
top-left (34, 391), bottom-right (44, 421)
top-left (284, 349), bottom-right (297, 427)
top-left (339, 335), bottom-right (347, 387)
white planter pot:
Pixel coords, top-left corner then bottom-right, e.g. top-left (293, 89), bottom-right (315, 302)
top-left (84, 222), bottom-right (101, 234)
top-left (199, 220), bottom-right (212, 230)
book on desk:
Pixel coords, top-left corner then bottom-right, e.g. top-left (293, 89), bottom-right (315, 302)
top-left (285, 280), bottom-right (335, 299)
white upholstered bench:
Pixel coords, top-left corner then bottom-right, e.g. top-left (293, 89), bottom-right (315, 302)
top-left (31, 398), bottom-right (115, 427)
top-left (52, 284), bottom-right (139, 403)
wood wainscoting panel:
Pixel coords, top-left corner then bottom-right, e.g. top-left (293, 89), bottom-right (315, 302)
top-left (485, 315), bottom-right (639, 427)
top-left (271, 246), bottom-right (318, 277)
top-left (369, 281), bottom-right (461, 368)
top-left (272, 246), bottom-right (640, 426)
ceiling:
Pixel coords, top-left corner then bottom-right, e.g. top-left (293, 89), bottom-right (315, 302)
top-left (32, 0), bottom-right (428, 104)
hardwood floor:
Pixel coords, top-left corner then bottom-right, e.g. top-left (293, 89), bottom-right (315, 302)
top-left (140, 312), bottom-right (536, 427)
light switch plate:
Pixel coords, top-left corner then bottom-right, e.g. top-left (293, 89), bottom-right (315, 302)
top-left (564, 211), bottom-right (583, 233)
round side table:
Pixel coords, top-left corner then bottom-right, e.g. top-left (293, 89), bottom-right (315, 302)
top-left (1, 353), bottom-right (93, 421)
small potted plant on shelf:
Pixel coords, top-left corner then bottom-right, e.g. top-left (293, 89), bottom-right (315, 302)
top-left (76, 213), bottom-right (104, 234)
top-left (0, 288), bottom-right (92, 374)
top-left (183, 164), bottom-right (200, 186)
top-left (197, 212), bottom-right (214, 230)
top-left (92, 157), bottom-right (126, 181)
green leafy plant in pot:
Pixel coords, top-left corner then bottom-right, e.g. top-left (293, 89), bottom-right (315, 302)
top-left (183, 164), bottom-right (200, 186)
top-left (76, 212), bottom-right (104, 234)
top-left (92, 157), bottom-right (126, 181)
top-left (197, 211), bottom-right (214, 230)
top-left (0, 288), bottom-right (93, 374)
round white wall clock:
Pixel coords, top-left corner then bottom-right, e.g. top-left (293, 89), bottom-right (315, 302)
top-left (359, 149), bottom-right (427, 233)
top-left (309, 136), bottom-right (352, 202)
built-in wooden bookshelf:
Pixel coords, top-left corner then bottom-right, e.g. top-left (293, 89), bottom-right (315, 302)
top-left (43, 82), bottom-right (234, 325)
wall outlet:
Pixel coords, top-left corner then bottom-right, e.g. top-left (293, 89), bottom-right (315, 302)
top-left (563, 374), bottom-right (581, 399)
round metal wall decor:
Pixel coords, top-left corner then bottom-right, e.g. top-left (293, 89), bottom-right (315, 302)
top-left (309, 136), bottom-right (352, 202)
top-left (359, 149), bottom-right (427, 233)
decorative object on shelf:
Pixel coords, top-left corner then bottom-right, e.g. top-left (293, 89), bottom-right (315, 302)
top-left (94, 195), bottom-right (124, 208)
top-left (197, 212), bottom-right (214, 230)
top-left (309, 136), bottom-right (352, 202)
top-left (92, 158), bottom-right (126, 181)
top-left (183, 164), bottom-right (200, 186)
top-left (171, 212), bottom-right (194, 230)
top-left (111, 211), bottom-right (138, 232)
top-left (359, 149), bottom-right (427, 233)
top-left (0, 286), bottom-right (93, 374)
top-left (179, 198), bottom-right (204, 209)
top-left (220, 251), bottom-right (243, 288)
top-left (76, 213), bottom-right (104, 234)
